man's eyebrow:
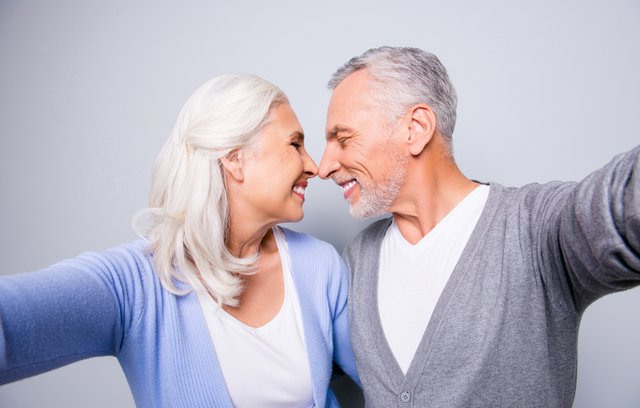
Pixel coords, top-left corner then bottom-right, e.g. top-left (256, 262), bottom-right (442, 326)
top-left (326, 125), bottom-right (353, 139)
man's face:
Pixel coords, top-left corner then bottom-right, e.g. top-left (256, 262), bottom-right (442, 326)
top-left (319, 70), bottom-right (407, 219)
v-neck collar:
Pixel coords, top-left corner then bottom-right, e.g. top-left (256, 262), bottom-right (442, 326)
top-left (184, 227), bottom-right (329, 407)
top-left (387, 184), bottom-right (490, 256)
top-left (366, 183), bottom-right (504, 388)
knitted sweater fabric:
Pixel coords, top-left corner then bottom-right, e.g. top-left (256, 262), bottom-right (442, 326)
top-left (0, 228), bottom-right (358, 407)
top-left (344, 147), bottom-right (640, 407)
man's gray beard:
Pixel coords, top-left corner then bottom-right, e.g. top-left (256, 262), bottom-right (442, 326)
top-left (349, 156), bottom-right (407, 220)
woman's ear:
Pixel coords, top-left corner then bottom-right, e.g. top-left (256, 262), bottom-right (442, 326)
top-left (406, 104), bottom-right (437, 156)
top-left (220, 149), bottom-right (244, 182)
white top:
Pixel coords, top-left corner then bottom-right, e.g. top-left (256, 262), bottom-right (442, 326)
top-left (189, 226), bottom-right (314, 407)
top-left (378, 185), bottom-right (490, 374)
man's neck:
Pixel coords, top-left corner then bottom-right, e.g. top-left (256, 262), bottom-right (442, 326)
top-left (389, 156), bottom-right (479, 245)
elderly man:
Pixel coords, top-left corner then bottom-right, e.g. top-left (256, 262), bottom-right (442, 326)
top-left (319, 46), bottom-right (640, 407)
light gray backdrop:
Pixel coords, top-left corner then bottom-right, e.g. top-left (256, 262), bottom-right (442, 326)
top-left (1, 0), bottom-right (639, 406)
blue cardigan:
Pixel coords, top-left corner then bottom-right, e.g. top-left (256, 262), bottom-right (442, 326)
top-left (0, 228), bottom-right (359, 407)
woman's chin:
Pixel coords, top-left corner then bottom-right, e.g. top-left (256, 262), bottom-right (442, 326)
top-left (283, 209), bottom-right (304, 223)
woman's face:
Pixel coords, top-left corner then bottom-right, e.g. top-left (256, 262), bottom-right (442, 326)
top-left (240, 103), bottom-right (318, 224)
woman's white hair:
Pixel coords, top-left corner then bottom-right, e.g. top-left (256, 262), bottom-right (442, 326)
top-left (133, 74), bottom-right (288, 307)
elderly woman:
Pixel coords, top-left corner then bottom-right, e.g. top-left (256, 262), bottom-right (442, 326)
top-left (0, 74), bottom-right (358, 407)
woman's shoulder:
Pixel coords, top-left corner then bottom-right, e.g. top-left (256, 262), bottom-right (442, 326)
top-left (278, 226), bottom-right (341, 260)
top-left (278, 227), bottom-right (349, 316)
top-left (278, 227), bottom-right (347, 289)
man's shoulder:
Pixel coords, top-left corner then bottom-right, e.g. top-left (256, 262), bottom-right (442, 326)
top-left (343, 217), bottom-right (392, 258)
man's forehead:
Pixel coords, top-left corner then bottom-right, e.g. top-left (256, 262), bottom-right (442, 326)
top-left (328, 72), bottom-right (374, 112)
top-left (329, 70), bottom-right (371, 105)
top-left (325, 70), bottom-right (379, 137)
top-left (326, 124), bottom-right (354, 137)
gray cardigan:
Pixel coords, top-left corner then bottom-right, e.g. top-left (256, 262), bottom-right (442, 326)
top-left (344, 146), bottom-right (640, 407)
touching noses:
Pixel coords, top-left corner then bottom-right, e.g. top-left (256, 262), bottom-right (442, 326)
top-left (318, 143), bottom-right (339, 180)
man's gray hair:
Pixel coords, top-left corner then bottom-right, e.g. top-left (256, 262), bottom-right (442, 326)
top-left (329, 46), bottom-right (458, 145)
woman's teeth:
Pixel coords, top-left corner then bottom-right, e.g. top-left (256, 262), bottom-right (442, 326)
top-left (293, 185), bottom-right (306, 196)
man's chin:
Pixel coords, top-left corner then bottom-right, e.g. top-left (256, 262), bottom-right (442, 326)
top-left (348, 202), bottom-right (385, 220)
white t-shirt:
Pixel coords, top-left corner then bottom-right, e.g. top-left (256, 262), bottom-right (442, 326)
top-left (378, 185), bottom-right (490, 374)
top-left (189, 226), bottom-right (314, 407)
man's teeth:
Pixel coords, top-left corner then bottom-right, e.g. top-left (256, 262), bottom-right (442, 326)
top-left (342, 180), bottom-right (357, 192)
top-left (293, 185), bottom-right (306, 195)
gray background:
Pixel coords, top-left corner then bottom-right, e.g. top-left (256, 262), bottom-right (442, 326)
top-left (1, 0), bottom-right (639, 406)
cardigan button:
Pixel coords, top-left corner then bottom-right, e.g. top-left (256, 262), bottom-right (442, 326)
top-left (400, 391), bottom-right (411, 403)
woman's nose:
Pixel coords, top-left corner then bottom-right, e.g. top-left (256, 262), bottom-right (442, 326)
top-left (304, 151), bottom-right (319, 178)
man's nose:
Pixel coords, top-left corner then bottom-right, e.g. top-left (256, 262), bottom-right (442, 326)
top-left (318, 144), bottom-right (340, 179)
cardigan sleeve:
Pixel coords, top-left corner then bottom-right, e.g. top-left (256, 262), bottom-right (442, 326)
top-left (537, 145), bottom-right (640, 313)
top-left (0, 242), bottom-right (147, 384)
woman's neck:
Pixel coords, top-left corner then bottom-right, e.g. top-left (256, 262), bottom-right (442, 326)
top-left (226, 219), bottom-right (277, 258)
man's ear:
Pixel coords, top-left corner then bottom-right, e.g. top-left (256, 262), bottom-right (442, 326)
top-left (406, 104), bottom-right (437, 156)
top-left (220, 149), bottom-right (244, 182)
